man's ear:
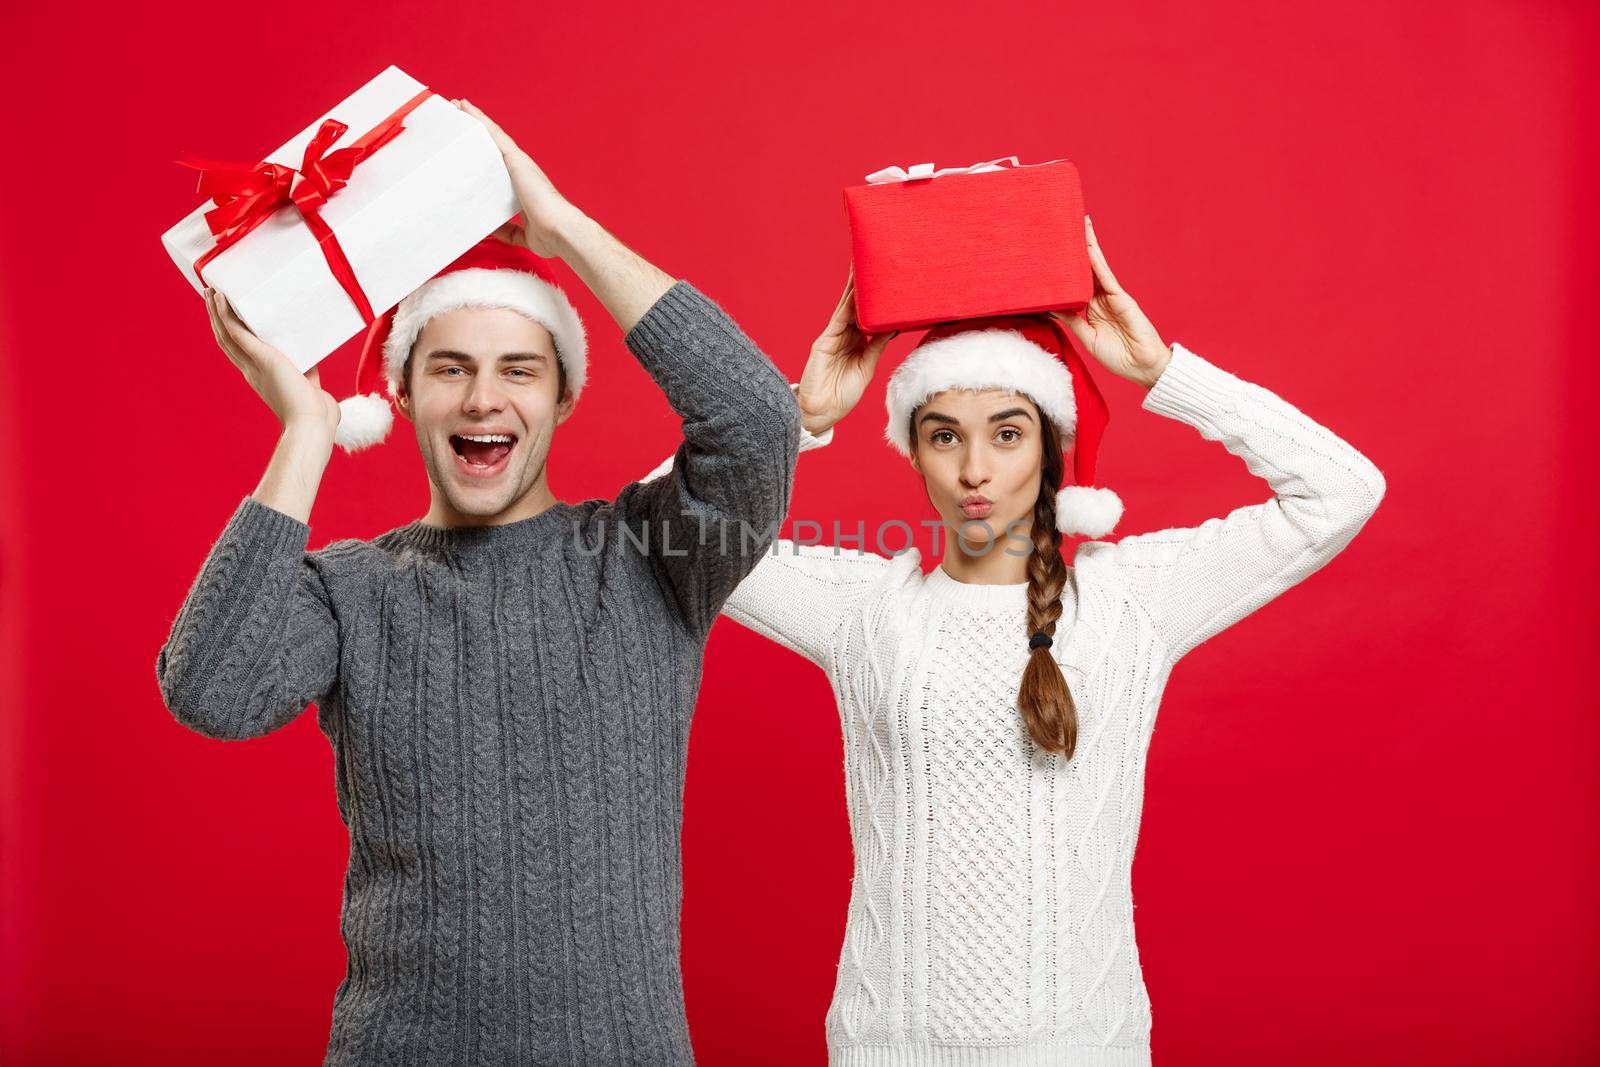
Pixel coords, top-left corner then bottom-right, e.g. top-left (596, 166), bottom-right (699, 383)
top-left (552, 386), bottom-right (577, 427)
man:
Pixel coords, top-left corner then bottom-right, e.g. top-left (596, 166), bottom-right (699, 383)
top-left (155, 99), bottom-right (801, 1065)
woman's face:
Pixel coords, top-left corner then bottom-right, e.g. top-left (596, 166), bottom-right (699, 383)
top-left (909, 389), bottom-right (1045, 555)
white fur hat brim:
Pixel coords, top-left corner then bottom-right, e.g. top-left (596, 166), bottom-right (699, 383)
top-left (884, 328), bottom-right (1076, 457)
top-left (380, 268), bottom-right (587, 400)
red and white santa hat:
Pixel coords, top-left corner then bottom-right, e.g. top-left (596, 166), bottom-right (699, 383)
top-left (883, 314), bottom-right (1123, 538)
top-left (334, 234), bottom-right (588, 452)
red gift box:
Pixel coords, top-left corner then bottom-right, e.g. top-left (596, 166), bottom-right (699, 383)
top-left (844, 157), bottom-right (1092, 334)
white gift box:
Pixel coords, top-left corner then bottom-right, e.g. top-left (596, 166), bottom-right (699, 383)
top-left (162, 65), bottom-right (519, 372)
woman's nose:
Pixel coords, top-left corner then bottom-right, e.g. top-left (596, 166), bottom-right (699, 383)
top-left (961, 450), bottom-right (992, 487)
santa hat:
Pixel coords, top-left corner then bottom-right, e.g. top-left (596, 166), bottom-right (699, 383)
top-left (883, 315), bottom-right (1123, 538)
top-left (334, 235), bottom-right (588, 452)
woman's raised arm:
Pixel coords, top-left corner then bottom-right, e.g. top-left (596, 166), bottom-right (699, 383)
top-left (1081, 344), bottom-right (1385, 666)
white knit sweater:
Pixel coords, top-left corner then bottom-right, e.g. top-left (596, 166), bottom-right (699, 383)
top-left (650, 343), bottom-right (1385, 1065)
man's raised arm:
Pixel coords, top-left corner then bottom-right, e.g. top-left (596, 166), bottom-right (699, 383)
top-left (154, 289), bottom-right (342, 739)
top-left (458, 99), bottom-right (801, 636)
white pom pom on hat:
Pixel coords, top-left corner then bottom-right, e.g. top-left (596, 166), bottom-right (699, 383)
top-left (333, 234), bottom-right (587, 453)
top-left (1054, 484), bottom-right (1124, 539)
top-left (883, 314), bottom-right (1124, 539)
top-left (333, 392), bottom-right (395, 452)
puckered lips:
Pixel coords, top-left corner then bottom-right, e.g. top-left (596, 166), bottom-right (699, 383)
top-left (960, 494), bottom-right (994, 520)
top-left (448, 427), bottom-right (519, 479)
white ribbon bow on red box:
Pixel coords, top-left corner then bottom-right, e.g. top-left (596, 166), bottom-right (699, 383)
top-left (863, 156), bottom-right (1070, 184)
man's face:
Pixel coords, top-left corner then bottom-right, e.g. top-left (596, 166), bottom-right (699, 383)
top-left (909, 389), bottom-right (1045, 553)
top-left (394, 305), bottom-right (574, 521)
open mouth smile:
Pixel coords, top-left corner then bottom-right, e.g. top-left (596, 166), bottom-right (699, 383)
top-left (449, 432), bottom-right (517, 479)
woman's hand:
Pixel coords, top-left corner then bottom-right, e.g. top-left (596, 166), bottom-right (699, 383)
top-left (453, 99), bottom-right (590, 259)
top-left (796, 272), bottom-right (895, 435)
top-left (205, 288), bottom-right (340, 443)
top-left (1051, 216), bottom-right (1171, 388)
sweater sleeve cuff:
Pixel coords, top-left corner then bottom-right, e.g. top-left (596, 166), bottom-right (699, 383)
top-left (229, 495), bottom-right (313, 556)
top-left (789, 383), bottom-right (835, 453)
top-left (1139, 342), bottom-right (1241, 427)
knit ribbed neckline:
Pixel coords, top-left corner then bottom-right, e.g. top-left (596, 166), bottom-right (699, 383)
top-left (392, 500), bottom-right (576, 560)
top-left (923, 565), bottom-right (1032, 611)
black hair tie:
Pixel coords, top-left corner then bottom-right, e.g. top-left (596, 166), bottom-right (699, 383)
top-left (1028, 632), bottom-right (1053, 650)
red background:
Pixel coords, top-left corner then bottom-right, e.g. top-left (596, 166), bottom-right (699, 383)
top-left (3, 3), bottom-right (1597, 1065)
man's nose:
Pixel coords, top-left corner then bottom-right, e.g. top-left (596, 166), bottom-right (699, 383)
top-left (463, 372), bottom-right (508, 414)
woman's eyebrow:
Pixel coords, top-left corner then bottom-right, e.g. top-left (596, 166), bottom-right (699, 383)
top-left (919, 407), bottom-right (1036, 428)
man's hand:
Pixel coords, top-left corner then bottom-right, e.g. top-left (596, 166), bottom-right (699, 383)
top-left (796, 271), bottom-right (895, 435)
top-left (203, 288), bottom-right (336, 523)
top-left (454, 98), bottom-right (590, 258)
top-left (451, 97), bottom-right (671, 332)
top-left (1050, 216), bottom-right (1172, 388)
top-left (205, 288), bottom-right (339, 443)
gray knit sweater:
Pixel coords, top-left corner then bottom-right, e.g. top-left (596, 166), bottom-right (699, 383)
top-left (155, 281), bottom-right (802, 1066)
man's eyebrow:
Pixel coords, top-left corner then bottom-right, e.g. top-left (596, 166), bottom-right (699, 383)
top-left (424, 350), bottom-right (551, 363)
top-left (989, 407), bottom-right (1034, 422)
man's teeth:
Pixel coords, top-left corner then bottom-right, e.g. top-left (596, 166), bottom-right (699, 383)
top-left (457, 433), bottom-right (514, 443)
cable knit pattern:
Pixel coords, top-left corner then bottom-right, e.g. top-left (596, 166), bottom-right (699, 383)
top-left (716, 343), bottom-right (1386, 1066)
top-left (153, 280), bottom-right (802, 1067)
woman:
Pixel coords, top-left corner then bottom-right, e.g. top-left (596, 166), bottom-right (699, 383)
top-left (648, 217), bottom-right (1385, 1064)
